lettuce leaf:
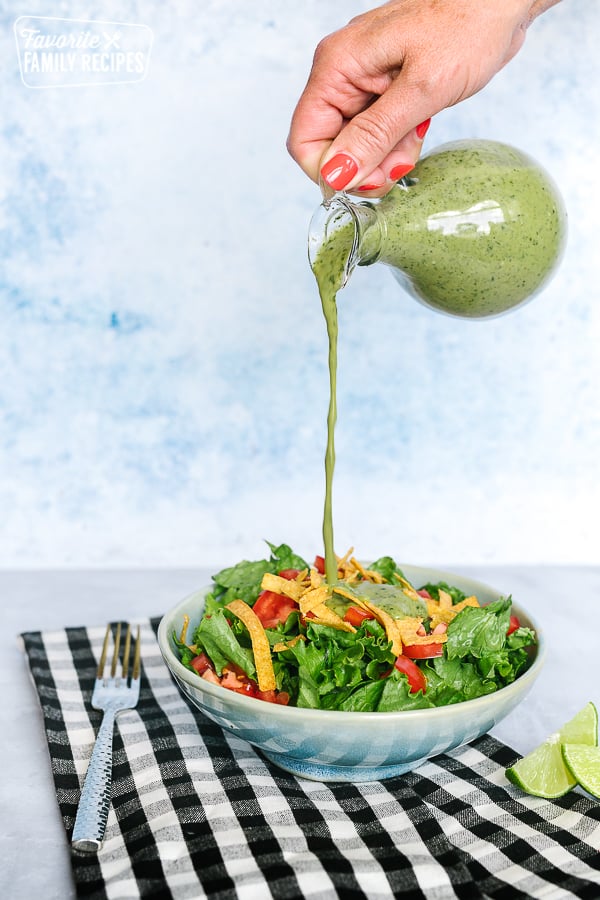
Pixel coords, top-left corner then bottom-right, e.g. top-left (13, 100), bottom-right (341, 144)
top-left (171, 632), bottom-right (196, 671)
top-left (441, 598), bottom-right (536, 694)
top-left (195, 609), bottom-right (255, 678)
top-left (284, 620), bottom-right (395, 710)
top-left (445, 598), bottom-right (512, 659)
top-left (339, 680), bottom-right (385, 711)
top-left (205, 541), bottom-right (309, 610)
top-left (265, 541), bottom-right (309, 573)
top-left (367, 556), bottom-right (406, 584)
top-left (424, 656), bottom-right (497, 703)
top-left (377, 669), bottom-right (433, 711)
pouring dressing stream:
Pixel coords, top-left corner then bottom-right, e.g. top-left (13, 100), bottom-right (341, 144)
top-left (310, 139), bottom-right (567, 582)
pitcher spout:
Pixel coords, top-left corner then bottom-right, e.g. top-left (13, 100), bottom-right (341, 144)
top-left (308, 195), bottom-right (384, 291)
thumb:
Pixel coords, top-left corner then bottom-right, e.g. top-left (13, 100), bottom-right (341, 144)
top-left (319, 85), bottom-right (434, 192)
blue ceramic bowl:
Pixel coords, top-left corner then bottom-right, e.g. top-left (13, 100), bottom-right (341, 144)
top-left (157, 565), bottom-right (544, 782)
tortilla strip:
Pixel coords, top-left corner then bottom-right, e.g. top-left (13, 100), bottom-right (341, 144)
top-left (350, 557), bottom-right (370, 579)
top-left (299, 585), bottom-right (330, 615)
top-left (332, 585), bottom-right (362, 605)
top-left (429, 608), bottom-right (456, 629)
top-left (309, 603), bottom-right (356, 633)
top-left (438, 590), bottom-right (453, 610)
top-left (453, 595), bottom-right (480, 612)
top-left (179, 613), bottom-right (190, 645)
top-left (310, 568), bottom-right (323, 589)
top-left (396, 616), bottom-right (447, 646)
top-left (272, 635), bottom-right (306, 653)
top-left (225, 600), bottom-right (276, 692)
top-left (260, 572), bottom-right (303, 602)
top-left (392, 573), bottom-right (423, 603)
top-left (425, 593), bottom-right (480, 629)
top-left (362, 567), bottom-right (385, 584)
top-left (338, 547), bottom-right (354, 568)
top-left (361, 600), bottom-right (403, 656)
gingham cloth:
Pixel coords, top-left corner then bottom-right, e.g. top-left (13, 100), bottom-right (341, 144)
top-left (22, 619), bottom-right (600, 900)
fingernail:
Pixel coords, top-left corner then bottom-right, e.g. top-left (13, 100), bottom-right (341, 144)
top-left (389, 163), bottom-right (415, 181)
top-left (320, 154), bottom-right (358, 191)
top-left (416, 118), bottom-right (431, 140)
top-left (357, 183), bottom-right (383, 192)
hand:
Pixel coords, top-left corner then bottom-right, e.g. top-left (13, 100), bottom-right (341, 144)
top-left (288, 0), bottom-right (561, 197)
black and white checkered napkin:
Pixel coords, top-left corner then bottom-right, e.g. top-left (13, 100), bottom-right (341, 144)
top-left (22, 619), bottom-right (600, 900)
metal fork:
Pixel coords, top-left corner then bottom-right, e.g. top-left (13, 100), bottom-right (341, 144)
top-left (72, 623), bottom-right (141, 853)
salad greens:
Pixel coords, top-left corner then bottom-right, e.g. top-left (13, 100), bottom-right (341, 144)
top-left (174, 543), bottom-right (536, 712)
top-left (204, 542), bottom-right (308, 611)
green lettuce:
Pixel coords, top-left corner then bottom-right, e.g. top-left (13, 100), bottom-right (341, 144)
top-left (205, 541), bottom-right (309, 610)
top-left (445, 598), bottom-right (511, 659)
top-left (284, 620), bottom-right (395, 710)
top-left (368, 556), bottom-right (406, 584)
top-left (440, 598), bottom-right (536, 693)
top-left (195, 609), bottom-right (255, 678)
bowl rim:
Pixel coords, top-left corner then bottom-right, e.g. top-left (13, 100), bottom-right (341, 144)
top-left (157, 563), bottom-right (545, 723)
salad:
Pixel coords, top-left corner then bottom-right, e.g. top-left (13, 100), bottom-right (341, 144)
top-left (173, 542), bottom-right (536, 712)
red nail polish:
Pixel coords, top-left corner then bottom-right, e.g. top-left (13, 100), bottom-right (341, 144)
top-left (320, 154), bottom-right (358, 191)
top-left (416, 118), bottom-right (431, 140)
top-left (389, 163), bottom-right (414, 181)
top-left (357, 183), bottom-right (383, 192)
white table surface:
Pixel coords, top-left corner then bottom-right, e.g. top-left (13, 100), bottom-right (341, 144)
top-left (2, 565), bottom-right (599, 899)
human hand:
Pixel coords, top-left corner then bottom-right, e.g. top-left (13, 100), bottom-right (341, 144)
top-left (288, 0), bottom-right (561, 197)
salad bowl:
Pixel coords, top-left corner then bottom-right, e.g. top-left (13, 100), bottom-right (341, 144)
top-left (157, 564), bottom-right (544, 782)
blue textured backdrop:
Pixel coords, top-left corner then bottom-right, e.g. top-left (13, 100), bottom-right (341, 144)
top-left (1, 1), bottom-right (598, 567)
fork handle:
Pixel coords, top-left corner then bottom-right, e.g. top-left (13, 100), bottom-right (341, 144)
top-left (72, 709), bottom-right (117, 852)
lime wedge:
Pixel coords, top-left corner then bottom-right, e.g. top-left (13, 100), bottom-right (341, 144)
top-left (562, 744), bottom-right (600, 799)
top-left (505, 702), bottom-right (598, 799)
top-left (557, 702), bottom-right (598, 745)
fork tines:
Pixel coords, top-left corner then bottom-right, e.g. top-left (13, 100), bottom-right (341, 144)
top-left (97, 623), bottom-right (141, 683)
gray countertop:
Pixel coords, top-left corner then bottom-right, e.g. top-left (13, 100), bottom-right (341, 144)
top-left (2, 565), bottom-right (599, 899)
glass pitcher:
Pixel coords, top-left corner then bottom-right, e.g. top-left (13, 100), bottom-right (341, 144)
top-left (309, 139), bottom-right (567, 319)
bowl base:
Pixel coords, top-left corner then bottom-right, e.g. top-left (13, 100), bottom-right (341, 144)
top-left (261, 749), bottom-right (428, 782)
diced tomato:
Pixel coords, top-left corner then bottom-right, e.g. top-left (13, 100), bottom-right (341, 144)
top-left (278, 568), bottom-right (300, 580)
top-left (253, 590), bottom-right (298, 629)
top-left (417, 589), bottom-right (432, 599)
top-left (314, 555), bottom-right (325, 575)
top-left (402, 642), bottom-right (444, 659)
top-left (507, 615), bottom-right (521, 636)
top-left (194, 656), bottom-right (290, 705)
top-left (394, 655), bottom-right (427, 693)
top-left (221, 674), bottom-right (256, 695)
top-left (191, 652), bottom-right (214, 675)
top-left (220, 666), bottom-right (258, 696)
top-left (343, 605), bottom-right (376, 627)
top-left (255, 689), bottom-right (276, 703)
top-left (253, 688), bottom-right (290, 705)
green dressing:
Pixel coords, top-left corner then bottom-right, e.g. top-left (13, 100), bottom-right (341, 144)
top-left (311, 225), bottom-right (354, 584)
top-left (311, 140), bottom-right (567, 582)
top-left (348, 582), bottom-right (427, 619)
